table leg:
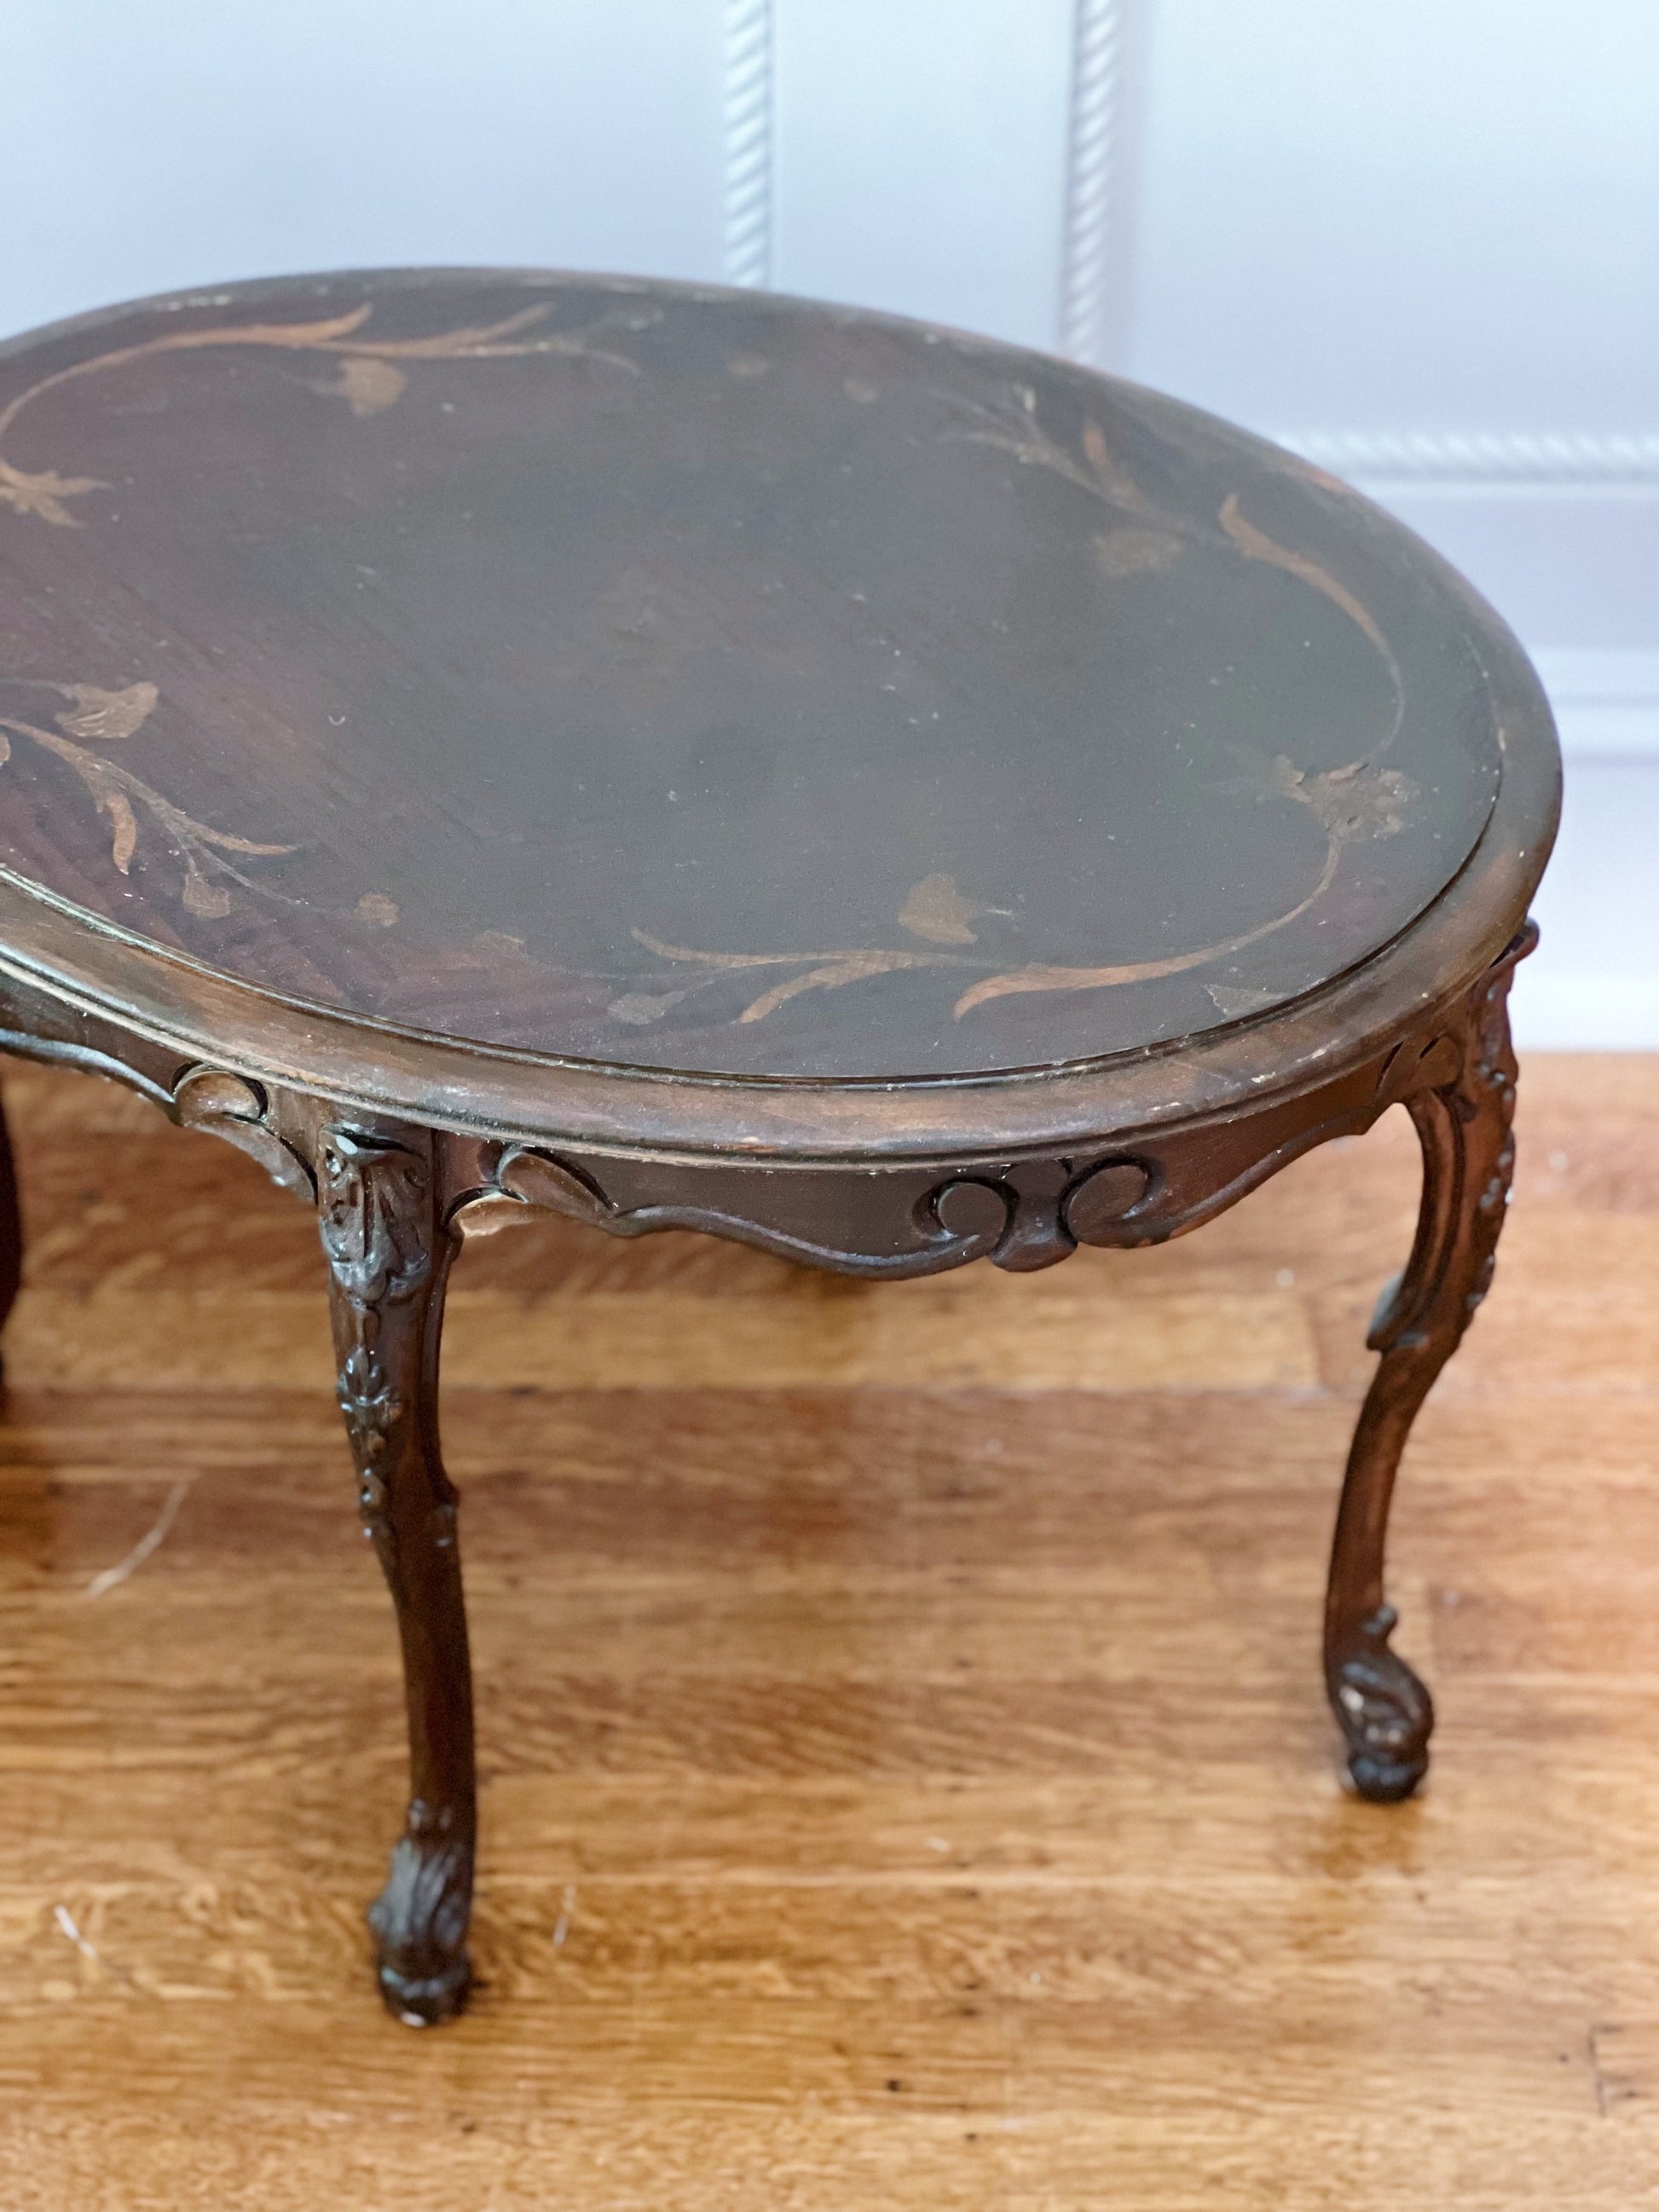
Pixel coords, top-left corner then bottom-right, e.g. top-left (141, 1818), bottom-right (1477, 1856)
top-left (317, 1123), bottom-right (475, 2024)
top-left (1325, 931), bottom-right (1530, 1802)
top-left (0, 1087), bottom-right (20, 1372)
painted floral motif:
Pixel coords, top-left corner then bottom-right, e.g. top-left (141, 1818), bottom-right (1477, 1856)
top-left (0, 467), bottom-right (107, 528)
top-left (621, 827), bottom-right (1348, 1028)
top-left (0, 677), bottom-right (292, 916)
top-left (935, 385), bottom-right (1403, 727)
top-left (0, 293), bottom-right (659, 921)
top-left (0, 297), bottom-right (652, 527)
top-left (620, 395), bottom-right (1416, 1031)
top-left (0, 317), bottom-right (1419, 1026)
top-left (1270, 755), bottom-right (1416, 843)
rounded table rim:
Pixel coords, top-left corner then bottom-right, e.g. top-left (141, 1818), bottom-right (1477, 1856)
top-left (0, 271), bottom-right (1561, 1160)
top-left (0, 619), bottom-right (1558, 1164)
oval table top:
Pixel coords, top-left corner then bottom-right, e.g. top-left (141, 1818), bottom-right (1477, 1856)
top-left (0, 269), bottom-right (1556, 1113)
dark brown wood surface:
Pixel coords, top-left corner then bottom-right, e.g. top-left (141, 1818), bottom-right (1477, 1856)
top-left (0, 269), bottom-right (1517, 1081)
top-left (0, 266), bottom-right (1563, 2035)
top-left (3, 1054), bottom-right (1656, 2203)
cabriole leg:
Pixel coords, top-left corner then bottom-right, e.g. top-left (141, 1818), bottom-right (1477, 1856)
top-left (0, 1085), bottom-right (20, 1372)
top-left (1325, 927), bottom-right (1534, 1801)
top-left (318, 1122), bottom-right (474, 2024)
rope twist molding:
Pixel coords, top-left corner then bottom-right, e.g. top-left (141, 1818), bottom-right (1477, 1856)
top-left (722, 0), bottom-right (774, 290)
top-left (1281, 427), bottom-right (1659, 487)
top-left (1061, 0), bottom-right (1126, 366)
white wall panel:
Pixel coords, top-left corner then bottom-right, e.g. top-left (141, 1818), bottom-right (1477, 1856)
top-left (771, 0), bottom-right (1074, 344)
top-left (1369, 488), bottom-right (1659, 680)
top-left (1129, 0), bottom-right (1659, 440)
top-left (0, 0), bottom-right (729, 339)
top-left (1123, 0), bottom-right (1659, 805)
top-left (0, 0), bottom-right (1652, 1041)
top-left (1512, 761), bottom-right (1659, 1049)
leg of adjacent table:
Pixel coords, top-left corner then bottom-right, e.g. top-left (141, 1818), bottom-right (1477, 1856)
top-left (0, 1086), bottom-right (21, 1372)
top-left (1325, 933), bottom-right (1530, 1802)
top-left (317, 1123), bottom-right (475, 2024)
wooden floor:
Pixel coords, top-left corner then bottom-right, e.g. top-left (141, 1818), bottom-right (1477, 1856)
top-left (2, 1055), bottom-right (1658, 2207)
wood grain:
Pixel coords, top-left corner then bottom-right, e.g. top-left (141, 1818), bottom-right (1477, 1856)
top-left (2, 1055), bottom-right (1656, 2205)
top-left (0, 270), bottom-right (1535, 1085)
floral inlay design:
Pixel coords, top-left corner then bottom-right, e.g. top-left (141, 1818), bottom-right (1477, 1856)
top-left (0, 292), bottom-right (660, 922)
top-left (0, 297), bottom-right (652, 526)
top-left (626, 836), bottom-right (1355, 1029)
top-left (0, 312), bottom-right (1430, 1030)
top-left (0, 678), bottom-right (292, 916)
top-left (934, 383), bottom-right (1404, 738)
top-left (621, 392), bottom-right (1417, 1031)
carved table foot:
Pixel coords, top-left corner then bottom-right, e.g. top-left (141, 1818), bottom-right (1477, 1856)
top-left (1324, 927), bottom-right (1534, 1801)
top-left (1327, 1602), bottom-right (1434, 1803)
top-left (368, 1796), bottom-right (475, 2024)
top-left (319, 1121), bottom-right (476, 2024)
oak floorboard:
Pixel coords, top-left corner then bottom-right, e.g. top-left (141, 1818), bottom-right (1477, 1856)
top-left (2, 1055), bottom-right (1657, 2207)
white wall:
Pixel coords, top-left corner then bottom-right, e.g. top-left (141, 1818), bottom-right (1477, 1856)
top-left (3, 0), bottom-right (1653, 1042)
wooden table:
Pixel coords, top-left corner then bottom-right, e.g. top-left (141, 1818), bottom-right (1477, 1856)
top-left (0, 269), bottom-right (1558, 2024)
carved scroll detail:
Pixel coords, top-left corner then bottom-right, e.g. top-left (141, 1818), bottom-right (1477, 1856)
top-left (458, 1144), bottom-right (1162, 1279)
top-left (459, 1144), bottom-right (1015, 1278)
top-left (1330, 1603), bottom-right (1434, 1804)
top-left (172, 1066), bottom-right (314, 1195)
top-left (319, 1129), bottom-right (436, 1309)
top-left (369, 1799), bottom-right (473, 2012)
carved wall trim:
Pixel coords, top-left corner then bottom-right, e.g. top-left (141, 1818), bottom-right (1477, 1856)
top-left (1060, 0), bottom-right (1131, 367)
top-left (722, 0), bottom-right (774, 289)
top-left (1278, 427), bottom-right (1659, 488)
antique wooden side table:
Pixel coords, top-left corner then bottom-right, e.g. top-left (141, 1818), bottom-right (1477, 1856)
top-left (0, 270), bottom-right (1558, 2024)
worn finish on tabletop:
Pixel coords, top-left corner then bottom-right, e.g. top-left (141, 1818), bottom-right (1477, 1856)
top-left (0, 270), bottom-right (1506, 1080)
top-left (0, 269), bottom-right (1559, 2023)
top-left (3, 1055), bottom-right (1658, 2209)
